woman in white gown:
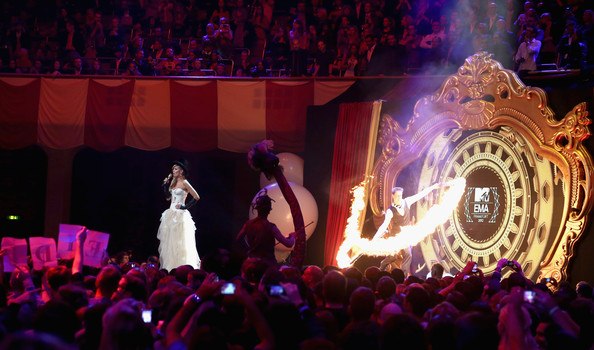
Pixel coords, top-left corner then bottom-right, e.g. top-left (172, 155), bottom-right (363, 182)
top-left (157, 159), bottom-right (201, 271)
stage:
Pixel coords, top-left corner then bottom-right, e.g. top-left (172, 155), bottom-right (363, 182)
top-left (1, 56), bottom-right (594, 285)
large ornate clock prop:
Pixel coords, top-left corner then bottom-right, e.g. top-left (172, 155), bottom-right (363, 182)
top-left (365, 52), bottom-right (593, 282)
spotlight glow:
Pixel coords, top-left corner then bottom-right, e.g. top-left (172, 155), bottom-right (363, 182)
top-left (336, 177), bottom-right (466, 268)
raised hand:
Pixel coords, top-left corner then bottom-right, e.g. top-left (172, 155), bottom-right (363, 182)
top-left (76, 226), bottom-right (88, 243)
top-left (496, 258), bottom-right (508, 272)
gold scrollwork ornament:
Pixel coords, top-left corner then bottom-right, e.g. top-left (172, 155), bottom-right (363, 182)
top-left (369, 52), bottom-right (593, 285)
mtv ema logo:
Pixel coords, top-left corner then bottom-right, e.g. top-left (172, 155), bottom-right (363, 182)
top-left (464, 187), bottom-right (499, 223)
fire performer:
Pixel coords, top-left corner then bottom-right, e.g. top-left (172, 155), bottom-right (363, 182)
top-left (374, 182), bottom-right (449, 274)
top-left (338, 178), bottom-right (465, 271)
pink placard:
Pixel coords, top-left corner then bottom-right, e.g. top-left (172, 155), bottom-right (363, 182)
top-left (1, 237), bottom-right (28, 272)
top-left (57, 223), bottom-right (84, 260)
top-left (84, 230), bottom-right (110, 268)
top-left (29, 237), bottom-right (58, 270)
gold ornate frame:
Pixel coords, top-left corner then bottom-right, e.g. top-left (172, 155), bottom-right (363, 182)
top-left (368, 52), bottom-right (593, 282)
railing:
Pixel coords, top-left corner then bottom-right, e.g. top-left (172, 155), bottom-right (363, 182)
top-left (88, 56), bottom-right (235, 76)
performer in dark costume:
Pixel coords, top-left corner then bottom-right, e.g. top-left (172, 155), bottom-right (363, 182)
top-left (236, 192), bottom-right (297, 266)
top-left (375, 183), bottom-right (444, 274)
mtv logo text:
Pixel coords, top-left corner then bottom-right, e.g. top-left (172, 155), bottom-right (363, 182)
top-left (466, 187), bottom-right (499, 223)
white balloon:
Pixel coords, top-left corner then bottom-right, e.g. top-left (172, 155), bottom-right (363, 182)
top-left (274, 250), bottom-right (292, 263)
top-left (259, 153), bottom-right (304, 188)
top-left (249, 182), bottom-right (318, 260)
top-left (259, 173), bottom-right (275, 189)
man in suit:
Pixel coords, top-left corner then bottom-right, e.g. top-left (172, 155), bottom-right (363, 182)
top-left (484, 2), bottom-right (504, 34)
top-left (353, 0), bottom-right (366, 26)
top-left (60, 20), bottom-right (86, 60)
top-left (65, 56), bottom-right (90, 75)
top-left (362, 34), bottom-right (393, 76)
top-left (111, 47), bottom-right (126, 75)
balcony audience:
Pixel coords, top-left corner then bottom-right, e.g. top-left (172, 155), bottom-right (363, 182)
top-left (0, 0), bottom-right (590, 77)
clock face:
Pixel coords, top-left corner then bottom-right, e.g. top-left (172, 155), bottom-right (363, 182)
top-left (413, 127), bottom-right (558, 278)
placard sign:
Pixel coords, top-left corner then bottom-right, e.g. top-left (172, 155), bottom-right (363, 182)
top-left (1, 237), bottom-right (28, 272)
top-left (57, 224), bottom-right (84, 260)
top-left (29, 237), bottom-right (58, 270)
top-left (84, 230), bottom-right (110, 268)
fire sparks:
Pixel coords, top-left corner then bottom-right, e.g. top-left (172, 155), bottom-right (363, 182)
top-left (336, 177), bottom-right (466, 268)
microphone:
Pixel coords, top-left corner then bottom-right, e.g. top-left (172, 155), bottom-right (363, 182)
top-left (163, 173), bottom-right (172, 184)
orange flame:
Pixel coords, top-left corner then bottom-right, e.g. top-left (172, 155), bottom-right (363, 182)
top-left (335, 182), bottom-right (368, 268)
top-left (336, 178), bottom-right (466, 268)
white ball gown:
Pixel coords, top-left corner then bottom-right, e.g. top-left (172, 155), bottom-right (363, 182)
top-left (157, 185), bottom-right (201, 271)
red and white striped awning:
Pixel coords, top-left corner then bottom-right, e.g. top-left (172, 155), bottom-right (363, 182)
top-left (0, 77), bottom-right (355, 153)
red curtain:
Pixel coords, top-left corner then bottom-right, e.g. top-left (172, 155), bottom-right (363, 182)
top-left (265, 81), bottom-right (314, 152)
top-left (170, 81), bottom-right (218, 151)
top-left (324, 102), bottom-right (375, 266)
top-left (85, 80), bottom-right (135, 151)
top-left (0, 78), bottom-right (40, 149)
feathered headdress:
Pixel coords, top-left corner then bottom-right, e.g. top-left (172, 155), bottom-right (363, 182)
top-left (247, 140), bottom-right (280, 179)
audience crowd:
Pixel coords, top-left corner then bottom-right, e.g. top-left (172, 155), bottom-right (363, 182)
top-left (1, 1), bottom-right (594, 348)
top-left (0, 0), bottom-right (592, 78)
top-left (0, 227), bottom-right (593, 349)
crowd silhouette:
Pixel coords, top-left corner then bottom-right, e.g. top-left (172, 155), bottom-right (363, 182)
top-left (1, 227), bottom-right (593, 349)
